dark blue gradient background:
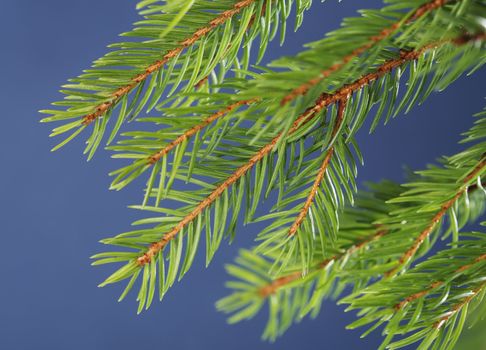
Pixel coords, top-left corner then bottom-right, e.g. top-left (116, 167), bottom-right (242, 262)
top-left (0, 1), bottom-right (484, 349)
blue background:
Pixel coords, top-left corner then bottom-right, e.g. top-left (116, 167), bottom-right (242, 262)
top-left (0, 1), bottom-right (484, 349)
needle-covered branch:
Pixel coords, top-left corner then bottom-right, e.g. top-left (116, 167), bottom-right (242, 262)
top-left (218, 107), bottom-right (486, 340)
top-left (41, 0), bottom-right (314, 158)
top-left (342, 234), bottom-right (486, 350)
top-left (44, 1), bottom-right (486, 344)
top-left (92, 25), bottom-right (485, 313)
top-left (105, 0), bottom-right (485, 206)
top-left (280, 0), bottom-right (451, 105)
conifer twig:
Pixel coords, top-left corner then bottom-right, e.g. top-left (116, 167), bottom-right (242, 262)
top-left (288, 98), bottom-right (347, 236)
top-left (433, 281), bottom-right (486, 329)
top-left (386, 157), bottom-right (486, 277)
top-left (259, 228), bottom-right (389, 297)
top-left (82, 0), bottom-right (257, 125)
top-left (280, 0), bottom-right (450, 105)
top-left (147, 99), bottom-right (258, 164)
top-left (259, 181), bottom-right (486, 298)
top-left (394, 253), bottom-right (486, 310)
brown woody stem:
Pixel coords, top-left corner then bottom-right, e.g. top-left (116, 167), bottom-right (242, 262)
top-left (288, 98), bottom-right (348, 237)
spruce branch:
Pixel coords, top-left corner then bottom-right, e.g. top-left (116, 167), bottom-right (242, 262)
top-left (434, 281), bottom-right (486, 330)
top-left (109, 98), bottom-right (258, 194)
top-left (43, 1), bottom-right (486, 345)
top-left (218, 105), bottom-right (486, 340)
top-left (117, 26), bottom-right (484, 202)
top-left (280, 0), bottom-right (451, 105)
top-left (247, 0), bottom-right (483, 120)
top-left (147, 99), bottom-right (259, 165)
top-left (217, 181), bottom-right (407, 339)
top-left (258, 227), bottom-right (389, 298)
top-left (288, 98), bottom-right (348, 237)
top-left (342, 235), bottom-right (486, 349)
top-left (252, 32), bottom-right (485, 273)
top-left (135, 94), bottom-right (322, 266)
top-left (394, 253), bottom-right (486, 311)
top-left (219, 188), bottom-right (485, 341)
top-left (386, 157), bottom-right (486, 277)
top-left (92, 30), bottom-right (484, 314)
top-left (41, 0), bottom-right (313, 157)
top-left (106, 0), bottom-right (485, 206)
top-left (81, 0), bottom-right (257, 126)
top-left (138, 34), bottom-right (478, 265)
top-left (255, 185), bottom-right (485, 300)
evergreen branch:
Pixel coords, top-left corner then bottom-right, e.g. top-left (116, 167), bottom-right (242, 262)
top-left (42, 0), bottom-right (486, 343)
top-left (434, 281), bottom-right (486, 330)
top-left (342, 235), bottom-right (486, 349)
top-left (288, 98), bottom-right (348, 237)
top-left (313, 32), bottom-right (484, 107)
top-left (218, 184), bottom-right (485, 340)
top-left (95, 32), bottom-right (484, 309)
top-left (250, 32), bottom-right (484, 273)
top-left (329, 109), bottom-right (486, 281)
top-left (280, 0), bottom-right (450, 105)
top-left (42, 0), bottom-right (314, 157)
top-left (81, 0), bottom-right (257, 126)
top-left (136, 36), bottom-right (466, 266)
top-left (259, 227), bottom-right (389, 298)
top-left (236, 0), bottom-right (485, 134)
top-left (107, 1), bottom-right (485, 204)
top-left (386, 157), bottom-right (486, 277)
top-left (337, 109), bottom-right (486, 347)
top-left (259, 185), bottom-right (485, 299)
top-left (136, 97), bottom-right (319, 266)
top-left (86, 1), bottom-right (485, 318)
top-left (110, 98), bottom-right (259, 191)
top-left (217, 181), bottom-right (404, 339)
top-left (218, 105), bottom-right (486, 339)
top-left (147, 99), bottom-right (258, 164)
top-left (394, 253), bottom-right (486, 311)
